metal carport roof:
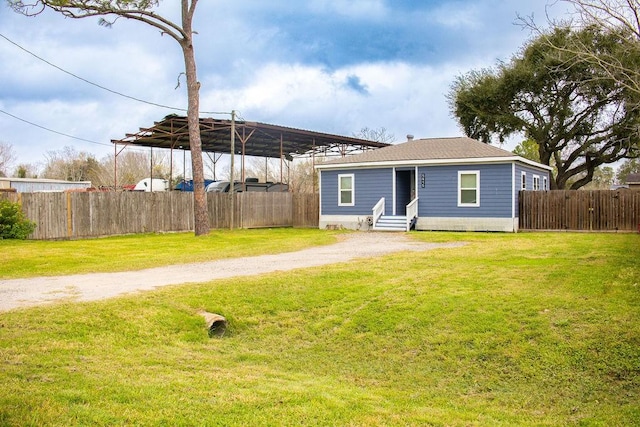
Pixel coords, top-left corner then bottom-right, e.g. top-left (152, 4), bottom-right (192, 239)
top-left (111, 114), bottom-right (390, 159)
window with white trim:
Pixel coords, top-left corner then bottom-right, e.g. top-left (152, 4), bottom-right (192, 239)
top-left (458, 171), bottom-right (480, 207)
top-left (533, 175), bottom-right (540, 191)
top-left (338, 174), bottom-right (354, 206)
top-left (543, 176), bottom-right (548, 190)
top-left (521, 171), bottom-right (527, 190)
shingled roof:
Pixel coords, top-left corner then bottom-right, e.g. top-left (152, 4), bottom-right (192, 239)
top-left (626, 173), bottom-right (640, 184)
top-left (318, 137), bottom-right (519, 167)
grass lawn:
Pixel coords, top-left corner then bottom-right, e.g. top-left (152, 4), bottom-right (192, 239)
top-left (0, 228), bottom-right (341, 279)
top-left (0, 231), bottom-right (638, 426)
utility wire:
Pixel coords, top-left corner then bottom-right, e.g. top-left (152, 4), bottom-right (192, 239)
top-left (0, 32), bottom-right (231, 116)
top-left (0, 108), bottom-right (111, 147)
top-left (0, 107), bottom-right (153, 155)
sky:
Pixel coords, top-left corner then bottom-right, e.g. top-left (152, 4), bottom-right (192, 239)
top-left (0, 0), bottom-right (571, 174)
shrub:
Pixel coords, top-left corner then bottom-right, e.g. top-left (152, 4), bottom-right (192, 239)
top-left (0, 199), bottom-right (36, 239)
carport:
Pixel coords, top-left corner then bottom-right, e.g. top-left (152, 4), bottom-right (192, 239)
top-left (111, 114), bottom-right (389, 189)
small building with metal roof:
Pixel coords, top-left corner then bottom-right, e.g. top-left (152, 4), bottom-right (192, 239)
top-left (315, 136), bottom-right (552, 232)
top-left (0, 177), bottom-right (92, 193)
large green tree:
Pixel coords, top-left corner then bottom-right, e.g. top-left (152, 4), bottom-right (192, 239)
top-left (512, 139), bottom-right (541, 163)
top-left (616, 158), bottom-right (640, 183)
top-left (450, 26), bottom-right (640, 190)
top-left (9, 0), bottom-right (210, 235)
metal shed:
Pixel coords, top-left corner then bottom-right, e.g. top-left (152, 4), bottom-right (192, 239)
top-left (0, 177), bottom-right (92, 193)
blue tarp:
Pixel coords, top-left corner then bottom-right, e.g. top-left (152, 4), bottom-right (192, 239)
top-left (174, 180), bottom-right (216, 191)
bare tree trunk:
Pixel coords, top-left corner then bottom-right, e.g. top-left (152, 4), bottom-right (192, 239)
top-left (181, 0), bottom-right (209, 236)
top-left (9, 0), bottom-right (212, 234)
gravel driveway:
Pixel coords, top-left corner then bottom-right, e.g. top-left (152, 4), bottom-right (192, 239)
top-left (0, 232), bottom-right (464, 312)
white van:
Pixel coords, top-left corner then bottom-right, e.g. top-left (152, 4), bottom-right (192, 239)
top-left (133, 178), bottom-right (169, 192)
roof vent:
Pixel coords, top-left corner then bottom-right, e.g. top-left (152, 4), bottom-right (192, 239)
top-left (406, 134), bottom-right (414, 141)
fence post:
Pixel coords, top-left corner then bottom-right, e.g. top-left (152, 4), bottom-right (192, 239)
top-left (66, 192), bottom-right (73, 239)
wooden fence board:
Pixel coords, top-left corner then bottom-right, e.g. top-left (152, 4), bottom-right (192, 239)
top-left (293, 193), bottom-right (319, 228)
top-left (7, 189), bottom-right (638, 237)
top-left (6, 191), bottom-right (319, 240)
top-left (519, 190), bottom-right (640, 231)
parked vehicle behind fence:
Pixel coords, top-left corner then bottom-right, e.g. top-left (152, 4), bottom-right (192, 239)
top-left (133, 178), bottom-right (169, 192)
top-left (205, 178), bottom-right (288, 193)
top-left (174, 179), bottom-right (216, 191)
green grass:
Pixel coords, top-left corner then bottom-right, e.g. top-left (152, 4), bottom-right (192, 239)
top-left (0, 228), bottom-right (342, 279)
top-left (0, 231), bottom-right (638, 426)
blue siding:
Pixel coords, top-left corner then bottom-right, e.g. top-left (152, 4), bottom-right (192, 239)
top-left (515, 163), bottom-right (550, 191)
top-left (321, 161), bottom-right (550, 219)
top-left (417, 164), bottom-right (513, 218)
top-left (320, 168), bottom-right (393, 215)
top-left (514, 163), bottom-right (551, 216)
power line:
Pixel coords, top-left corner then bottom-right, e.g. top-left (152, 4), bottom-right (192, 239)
top-left (0, 107), bottom-right (157, 155)
top-left (0, 32), bottom-right (231, 116)
top-left (0, 107), bottom-right (111, 147)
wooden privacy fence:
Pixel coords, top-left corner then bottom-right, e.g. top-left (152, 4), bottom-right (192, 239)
top-left (1, 191), bottom-right (319, 240)
top-left (519, 190), bottom-right (640, 232)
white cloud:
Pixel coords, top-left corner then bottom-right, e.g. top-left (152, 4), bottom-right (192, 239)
top-left (308, 0), bottom-right (388, 20)
top-left (0, 0), bottom-right (574, 169)
top-left (429, 1), bottom-right (482, 29)
top-left (200, 60), bottom-right (468, 144)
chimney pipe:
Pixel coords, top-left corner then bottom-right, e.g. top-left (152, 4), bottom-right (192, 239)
top-left (407, 134), bottom-right (414, 141)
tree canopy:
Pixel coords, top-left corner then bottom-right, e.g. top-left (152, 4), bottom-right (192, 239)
top-left (450, 25), bottom-right (640, 190)
top-left (560, 0), bottom-right (640, 101)
top-left (616, 158), bottom-right (640, 183)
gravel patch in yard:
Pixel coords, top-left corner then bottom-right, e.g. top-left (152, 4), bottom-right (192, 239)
top-left (0, 232), bottom-right (465, 312)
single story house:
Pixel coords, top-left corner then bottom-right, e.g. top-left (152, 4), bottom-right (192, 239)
top-left (625, 173), bottom-right (640, 190)
top-left (315, 137), bottom-right (552, 232)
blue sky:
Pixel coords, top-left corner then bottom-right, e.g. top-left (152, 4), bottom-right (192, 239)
top-left (0, 0), bottom-right (569, 172)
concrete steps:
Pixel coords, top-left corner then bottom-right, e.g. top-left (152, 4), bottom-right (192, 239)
top-left (374, 215), bottom-right (407, 231)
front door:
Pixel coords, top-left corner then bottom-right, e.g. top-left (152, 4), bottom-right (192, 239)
top-left (395, 169), bottom-right (415, 215)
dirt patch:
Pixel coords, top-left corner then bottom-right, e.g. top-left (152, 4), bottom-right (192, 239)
top-left (0, 232), bottom-right (465, 312)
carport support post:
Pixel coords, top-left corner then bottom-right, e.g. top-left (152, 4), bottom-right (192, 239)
top-left (150, 146), bottom-right (154, 192)
top-left (112, 142), bottom-right (128, 191)
top-left (114, 143), bottom-right (117, 190)
top-left (280, 133), bottom-right (284, 185)
top-left (230, 110), bottom-right (236, 230)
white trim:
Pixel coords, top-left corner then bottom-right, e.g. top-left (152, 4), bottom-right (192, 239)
top-left (392, 168), bottom-right (397, 216)
top-left (458, 170), bottom-right (480, 207)
top-left (338, 173), bottom-right (355, 206)
top-left (315, 156), bottom-right (553, 171)
top-left (533, 174), bottom-right (540, 191)
top-left (543, 176), bottom-right (548, 191)
top-left (521, 171), bottom-right (527, 191)
top-left (515, 156), bottom-right (554, 170)
top-left (318, 171), bottom-right (322, 215)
